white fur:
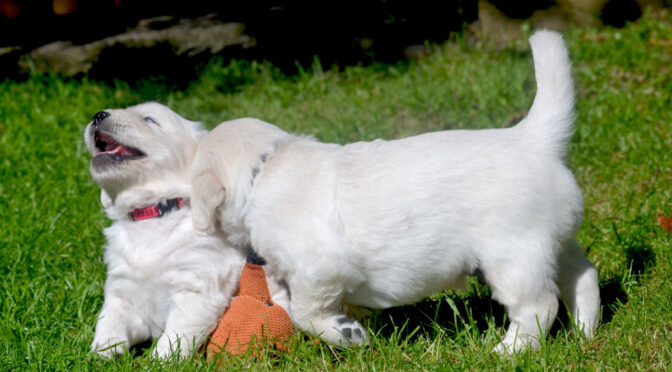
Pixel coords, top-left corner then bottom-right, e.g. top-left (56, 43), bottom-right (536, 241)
top-left (85, 103), bottom-right (247, 358)
top-left (190, 31), bottom-right (600, 352)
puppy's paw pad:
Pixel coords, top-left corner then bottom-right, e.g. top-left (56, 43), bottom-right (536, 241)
top-left (334, 317), bottom-right (368, 346)
top-left (339, 327), bottom-right (364, 340)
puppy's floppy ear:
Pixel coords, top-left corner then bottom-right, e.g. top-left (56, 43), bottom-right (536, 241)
top-left (184, 119), bottom-right (208, 140)
top-left (100, 190), bottom-right (112, 209)
top-left (191, 170), bottom-right (225, 234)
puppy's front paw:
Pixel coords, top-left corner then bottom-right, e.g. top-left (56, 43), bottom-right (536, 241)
top-left (493, 334), bottom-right (538, 354)
top-left (153, 334), bottom-right (194, 359)
top-left (91, 337), bottom-right (127, 358)
top-left (153, 344), bottom-right (174, 359)
top-left (192, 213), bottom-right (216, 235)
top-left (333, 316), bottom-right (368, 347)
top-left (493, 341), bottom-right (513, 354)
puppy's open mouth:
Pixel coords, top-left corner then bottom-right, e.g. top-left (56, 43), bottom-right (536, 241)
top-left (93, 131), bottom-right (146, 164)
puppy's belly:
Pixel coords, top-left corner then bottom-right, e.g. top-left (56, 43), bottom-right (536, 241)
top-left (343, 270), bottom-right (468, 308)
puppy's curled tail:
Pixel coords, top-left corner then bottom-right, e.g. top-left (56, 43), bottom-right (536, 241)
top-left (517, 30), bottom-right (576, 159)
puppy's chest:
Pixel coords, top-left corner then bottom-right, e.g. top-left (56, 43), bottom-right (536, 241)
top-left (104, 219), bottom-right (197, 280)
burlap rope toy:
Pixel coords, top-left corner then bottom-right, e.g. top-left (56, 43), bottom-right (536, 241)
top-left (206, 251), bottom-right (294, 359)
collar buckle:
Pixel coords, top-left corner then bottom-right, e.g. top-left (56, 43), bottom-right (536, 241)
top-left (129, 198), bottom-right (184, 221)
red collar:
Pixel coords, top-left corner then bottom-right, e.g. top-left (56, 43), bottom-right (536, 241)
top-left (129, 198), bottom-right (185, 221)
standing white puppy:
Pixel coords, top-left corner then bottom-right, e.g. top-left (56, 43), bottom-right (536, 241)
top-left (190, 31), bottom-right (600, 352)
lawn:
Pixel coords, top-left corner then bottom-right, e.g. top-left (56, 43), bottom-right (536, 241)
top-left (1, 9), bottom-right (671, 371)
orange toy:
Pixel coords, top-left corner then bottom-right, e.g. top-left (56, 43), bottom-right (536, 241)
top-left (206, 251), bottom-right (294, 359)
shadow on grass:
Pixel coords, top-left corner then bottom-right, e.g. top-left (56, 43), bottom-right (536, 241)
top-left (128, 339), bottom-right (154, 357)
top-left (126, 242), bottom-right (656, 355)
top-left (599, 242), bottom-right (656, 325)
top-left (369, 283), bottom-right (506, 342)
top-left (370, 242), bottom-right (656, 342)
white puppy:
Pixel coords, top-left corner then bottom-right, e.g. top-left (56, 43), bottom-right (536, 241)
top-left (84, 103), bottom-right (247, 358)
top-left (189, 31), bottom-right (600, 352)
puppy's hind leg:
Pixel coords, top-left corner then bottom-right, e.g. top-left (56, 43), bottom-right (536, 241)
top-left (190, 170), bottom-right (224, 234)
top-left (556, 240), bottom-right (600, 338)
top-left (481, 239), bottom-right (560, 353)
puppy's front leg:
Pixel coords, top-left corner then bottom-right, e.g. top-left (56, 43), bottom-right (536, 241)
top-left (265, 265), bottom-right (291, 313)
top-left (91, 295), bottom-right (150, 358)
top-left (289, 280), bottom-right (368, 347)
top-left (154, 291), bottom-right (223, 358)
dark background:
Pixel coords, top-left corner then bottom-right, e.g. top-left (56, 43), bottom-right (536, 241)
top-left (0, 0), bottom-right (655, 82)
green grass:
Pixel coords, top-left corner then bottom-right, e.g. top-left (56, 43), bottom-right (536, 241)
top-left (2, 9), bottom-right (671, 371)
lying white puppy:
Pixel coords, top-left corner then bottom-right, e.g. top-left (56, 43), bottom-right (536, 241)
top-left (190, 31), bottom-right (600, 352)
top-left (84, 103), bottom-right (248, 358)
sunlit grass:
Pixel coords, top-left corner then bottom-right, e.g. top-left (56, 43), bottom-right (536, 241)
top-left (1, 9), bottom-right (670, 371)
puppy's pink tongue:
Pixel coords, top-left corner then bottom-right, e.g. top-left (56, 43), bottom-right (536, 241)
top-left (115, 146), bottom-right (143, 156)
top-left (116, 146), bottom-right (133, 155)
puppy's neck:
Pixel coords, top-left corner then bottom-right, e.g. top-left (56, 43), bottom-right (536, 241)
top-left (101, 180), bottom-right (190, 221)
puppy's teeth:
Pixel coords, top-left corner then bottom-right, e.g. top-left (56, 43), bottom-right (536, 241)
top-left (106, 141), bottom-right (119, 152)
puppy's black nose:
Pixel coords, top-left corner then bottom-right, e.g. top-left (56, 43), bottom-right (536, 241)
top-left (93, 111), bottom-right (110, 124)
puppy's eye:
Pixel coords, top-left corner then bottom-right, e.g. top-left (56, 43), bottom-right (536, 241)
top-left (144, 117), bottom-right (158, 125)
